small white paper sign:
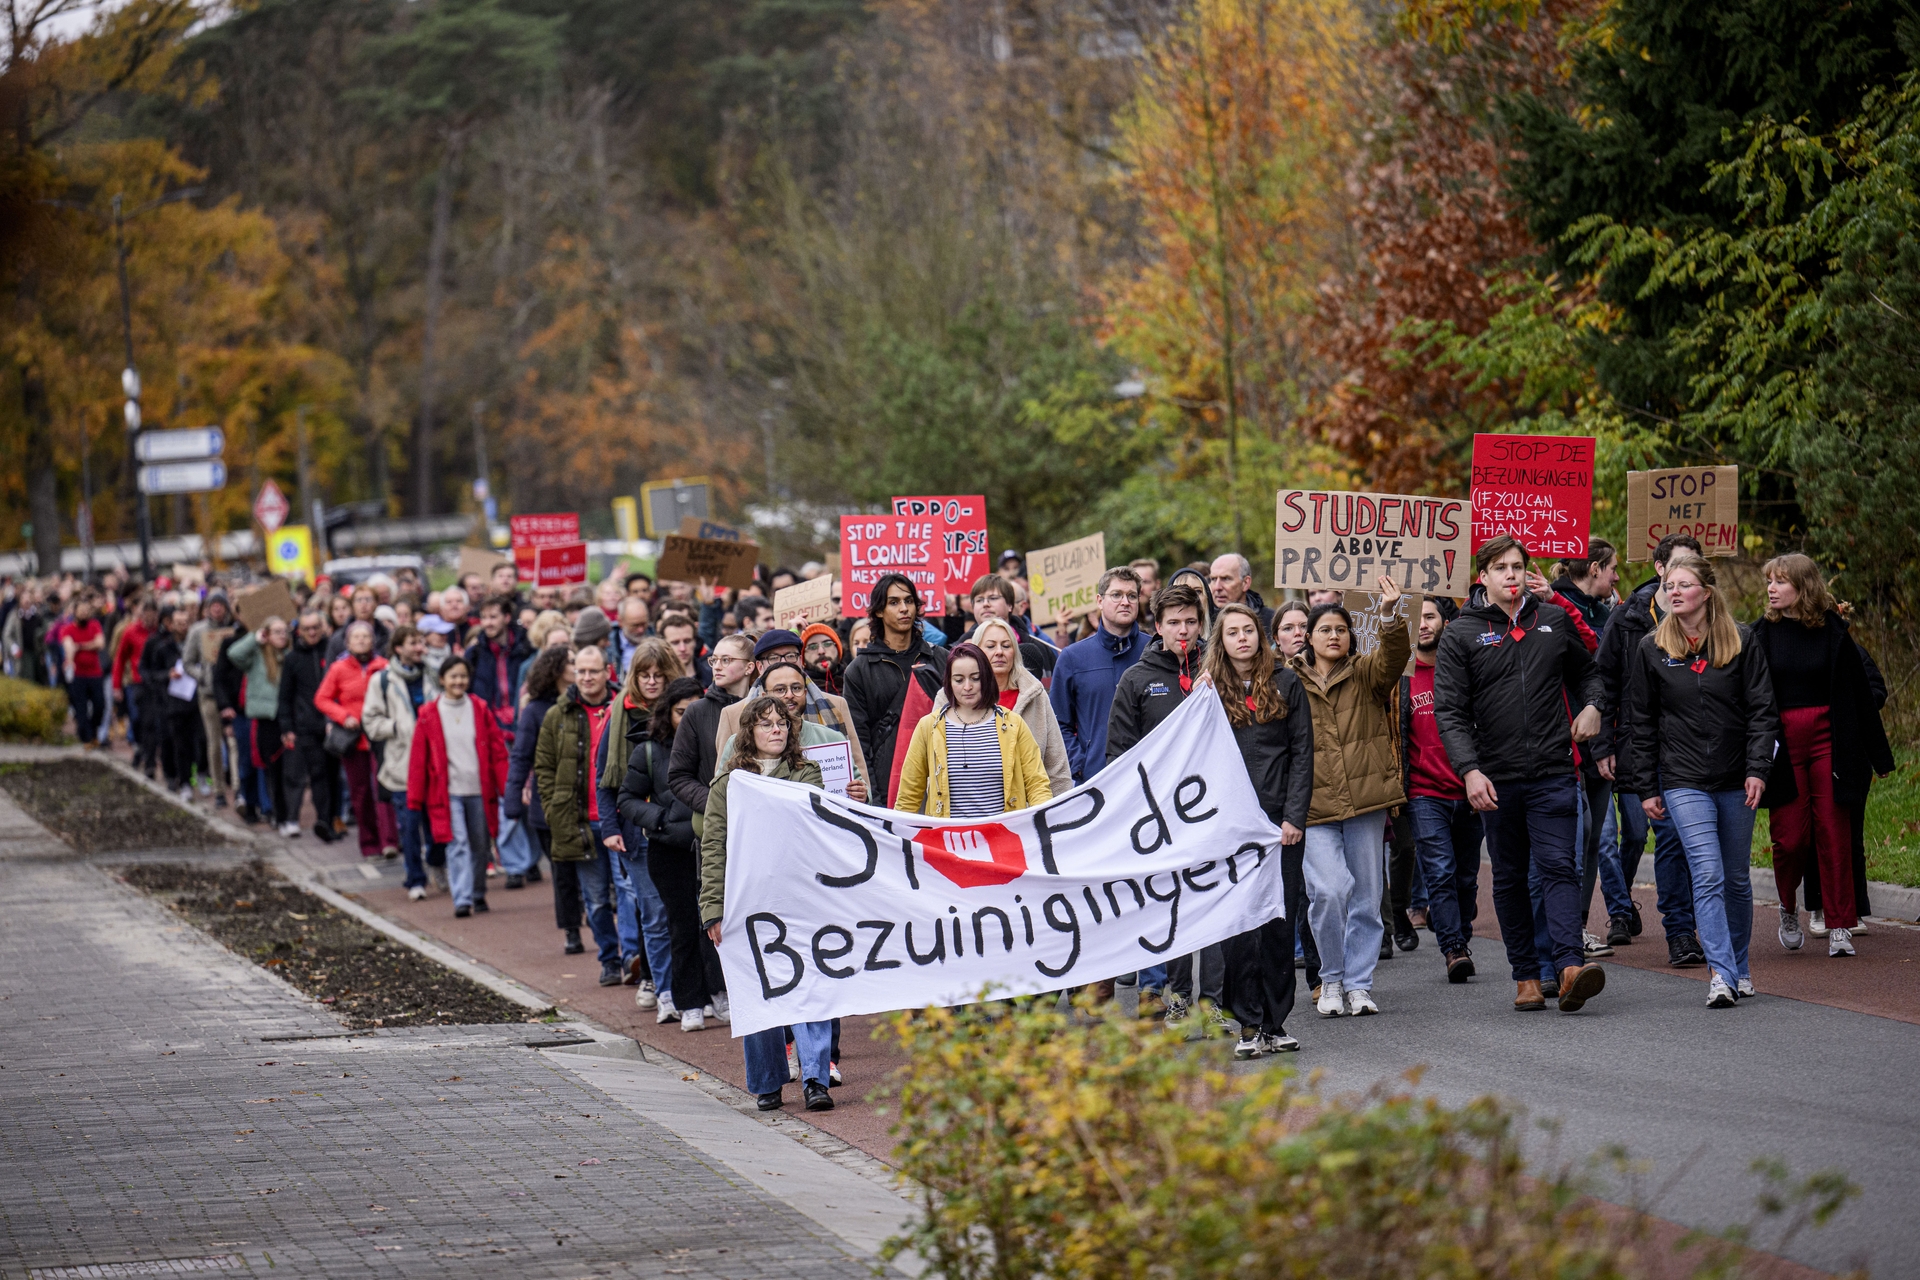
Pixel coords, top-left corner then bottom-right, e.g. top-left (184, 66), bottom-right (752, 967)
top-left (167, 666), bottom-right (197, 701)
top-left (802, 740), bottom-right (853, 798)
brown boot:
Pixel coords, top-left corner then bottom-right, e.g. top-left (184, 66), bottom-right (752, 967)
top-left (1558, 963), bottom-right (1607, 1012)
top-left (1514, 979), bottom-right (1546, 1011)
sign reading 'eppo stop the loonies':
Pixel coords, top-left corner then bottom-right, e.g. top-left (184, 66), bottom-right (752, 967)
top-left (1273, 489), bottom-right (1472, 598)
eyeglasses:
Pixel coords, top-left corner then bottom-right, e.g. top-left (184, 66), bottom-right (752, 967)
top-left (1104, 592), bottom-right (1140, 604)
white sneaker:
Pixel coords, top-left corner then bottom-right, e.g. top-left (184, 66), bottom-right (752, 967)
top-left (1828, 927), bottom-right (1855, 957)
top-left (1808, 910), bottom-right (1828, 937)
top-left (196, 779), bottom-right (212, 797)
top-left (633, 979), bottom-right (658, 1010)
top-left (708, 992), bottom-right (730, 1023)
top-left (1233, 1033), bottom-right (1264, 1059)
top-left (278, 821), bottom-right (301, 838)
top-left (1582, 931), bottom-right (1615, 958)
top-left (1851, 920), bottom-right (1869, 935)
top-left (787, 1043), bottom-right (800, 1080)
top-left (1316, 981), bottom-right (1345, 1017)
top-left (179, 786), bottom-right (195, 803)
top-left (680, 1007), bottom-right (706, 1032)
top-left (1706, 976), bottom-right (1736, 1008)
top-left (1736, 976), bottom-right (1756, 998)
top-left (1778, 906), bottom-right (1803, 951)
top-left (407, 886), bottom-right (426, 901)
top-left (655, 995), bottom-right (679, 1025)
top-left (828, 1061), bottom-right (843, 1086)
top-left (1261, 1032), bottom-right (1300, 1053)
top-left (1345, 989), bottom-right (1379, 1016)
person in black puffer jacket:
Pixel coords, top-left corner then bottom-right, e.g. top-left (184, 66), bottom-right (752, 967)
top-left (138, 604), bottom-right (197, 794)
top-left (275, 609), bottom-right (338, 843)
top-left (1433, 536), bottom-right (1607, 1014)
top-left (506, 647), bottom-right (567, 943)
top-left (618, 677), bottom-right (720, 1023)
top-left (1619, 554), bottom-right (1780, 1006)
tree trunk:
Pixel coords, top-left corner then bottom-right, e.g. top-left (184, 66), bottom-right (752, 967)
top-left (413, 129), bottom-right (463, 517)
top-left (21, 363), bottom-right (63, 575)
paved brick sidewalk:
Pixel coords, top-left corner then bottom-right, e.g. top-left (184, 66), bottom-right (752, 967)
top-left (0, 794), bottom-right (890, 1279)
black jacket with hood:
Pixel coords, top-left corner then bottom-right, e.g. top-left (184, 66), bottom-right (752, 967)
top-left (1619, 623), bottom-right (1780, 797)
top-left (276, 632), bottom-right (332, 739)
top-left (1594, 576), bottom-right (1662, 759)
top-left (1104, 634), bottom-right (1204, 763)
top-left (666, 687), bottom-right (741, 814)
top-left (1433, 594), bottom-right (1605, 785)
top-left (841, 633), bottom-right (948, 789)
top-left (1750, 610), bottom-right (1894, 808)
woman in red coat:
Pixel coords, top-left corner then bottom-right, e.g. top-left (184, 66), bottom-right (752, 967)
top-left (408, 656), bottom-right (509, 917)
top-left (314, 620), bottom-right (395, 858)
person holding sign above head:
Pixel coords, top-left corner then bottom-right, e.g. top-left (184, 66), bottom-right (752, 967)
top-left (1618, 554), bottom-right (1780, 1007)
top-left (1751, 554), bottom-right (1894, 958)
top-left (699, 696), bottom-right (833, 1113)
top-left (895, 642), bottom-right (1052, 820)
top-left (1203, 602), bottom-right (1313, 1056)
top-left (1288, 577), bottom-right (1411, 1018)
top-left (1434, 536), bottom-right (1609, 1014)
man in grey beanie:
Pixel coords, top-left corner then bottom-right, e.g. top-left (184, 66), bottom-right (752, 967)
top-left (572, 606), bottom-right (613, 652)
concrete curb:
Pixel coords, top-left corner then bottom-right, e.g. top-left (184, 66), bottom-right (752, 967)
top-left (1747, 864), bottom-right (1920, 923)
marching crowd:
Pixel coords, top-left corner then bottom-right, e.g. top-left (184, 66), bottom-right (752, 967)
top-left (0, 527), bottom-right (1893, 1111)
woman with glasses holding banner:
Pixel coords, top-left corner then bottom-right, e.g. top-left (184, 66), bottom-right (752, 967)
top-left (1202, 602), bottom-right (1313, 1057)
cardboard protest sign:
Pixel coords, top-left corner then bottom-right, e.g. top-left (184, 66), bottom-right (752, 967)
top-left (532, 540), bottom-right (589, 588)
top-left (656, 534), bottom-right (760, 592)
top-left (840, 514), bottom-right (943, 617)
top-left (170, 563), bottom-right (206, 588)
top-left (891, 494), bottom-right (988, 598)
top-left (510, 512), bottom-right (580, 582)
top-left (233, 579), bottom-right (297, 633)
top-left (1470, 433), bottom-right (1594, 557)
top-left (716, 691), bottom-right (1285, 1037)
top-left (1626, 465), bottom-right (1738, 561)
top-left (678, 516), bottom-right (743, 542)
top-left (1341, 589), bottom-right (1417, 667)
top-left (773, 574), bottom-right (835, 628)
top-left (458, 545), bottom-right (512, 583)
top-left (1028, 532), bottom-right (1106, 625)
top-left (1274, 490), bottom-right (1471, 597)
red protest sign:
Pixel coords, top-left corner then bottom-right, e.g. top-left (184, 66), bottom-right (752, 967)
top-left (510, 512), bottom-right (580, 582)
top-left (840, 514), bottom-right (943, 617)
top-left (532, 540), bottom-right (588, 588)
top-left (1470, 434), bottom-right (1594, 558)
top-left (891, 494), bottom-right (988, 598)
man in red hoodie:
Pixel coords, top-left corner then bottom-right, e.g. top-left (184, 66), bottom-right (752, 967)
top-left (112, 598), bottom-right (157, 770)
top-left (1400, 595), bottom-right (1482, 985)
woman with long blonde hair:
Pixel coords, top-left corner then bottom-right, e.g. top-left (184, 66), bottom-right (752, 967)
top-left (1202, 602), bottom-right (1314, 1057)
top-left (1619, 554), bottom-right (1779, 1007)
top-left (1750, 553), bottom-right (1893, 957)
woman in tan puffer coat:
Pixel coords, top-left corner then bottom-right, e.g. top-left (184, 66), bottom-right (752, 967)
top-left (1288, 576), bottom-right (1412, 1020)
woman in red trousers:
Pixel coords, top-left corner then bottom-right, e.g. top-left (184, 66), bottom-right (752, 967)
top-left (1752, 555), bottom-right (1893, 958)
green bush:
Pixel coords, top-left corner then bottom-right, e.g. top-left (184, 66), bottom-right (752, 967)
top-left (0, 676), bottom-right (67, 743)
top-left (880, 997), bottom-right (1858, 1280)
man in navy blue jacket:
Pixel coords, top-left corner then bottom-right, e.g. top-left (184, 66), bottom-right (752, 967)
top-left (1048, 566), bottom-right (1148, 782)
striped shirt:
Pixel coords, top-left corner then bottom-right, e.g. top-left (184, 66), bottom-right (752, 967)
top-left (944, 715), bottom-right (1005, 818)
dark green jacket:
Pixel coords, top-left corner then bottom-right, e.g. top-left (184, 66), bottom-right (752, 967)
top-left (534, 687), bottom-right (613, 862)
top-left (698, 757), bottom-right (823, 927)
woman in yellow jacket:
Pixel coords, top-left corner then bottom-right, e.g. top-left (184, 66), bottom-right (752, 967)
top-left (1290, 575), bottom-right (1413, 1019)
top-left (895, 642), bottom-right (1053, 819)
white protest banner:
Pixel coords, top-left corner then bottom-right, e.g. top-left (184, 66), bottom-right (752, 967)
top-left (1028, 531), bottom-right (1106, 625)
top-left (1275, 490), bottom-right (1471, 598)
top-left (1625, 465), bottom-right (1738, 561)
top-left (717, 692), bottom-right (1286, 1037)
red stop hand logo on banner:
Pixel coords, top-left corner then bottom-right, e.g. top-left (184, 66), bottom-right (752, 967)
top-left (914, 822), bottom-right (1027, 889)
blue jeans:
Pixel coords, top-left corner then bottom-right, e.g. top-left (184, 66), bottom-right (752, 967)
top-left (441, 795), bottom-right (491, 908)
top-left (1480, 774), bottom-right (1583, 979)
top-left (392, 789), bottom-right (427, 890)
top-left (1136, 963), bottom-right (1169, 993)
top-left (616, 846), bottom-right (676, 998)
top-left (1408, 797), bottom-right (1482, 956)
top-left (1302, 811), bottom-right (1389, 991)
top-left (1594, 797), bottom-right (1636, 920)
top-left (1663, 789), bottom-right (1755, 982)
top-left (1613, 790), bottom-right (1697, 938)
top-left (574, 839), bottom-right (622, 969)
top-left (743, 1020), bottom-right (833, 1095)
top-left (496, 804), bottom-right (536, 875)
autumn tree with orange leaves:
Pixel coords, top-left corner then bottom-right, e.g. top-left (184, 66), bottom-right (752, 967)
top-left (1101, 0), bottom-right (1362, 559)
